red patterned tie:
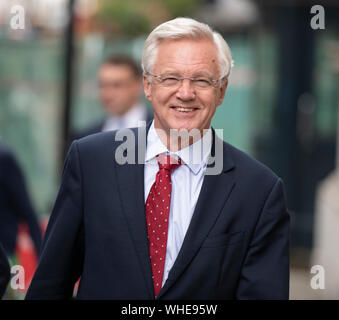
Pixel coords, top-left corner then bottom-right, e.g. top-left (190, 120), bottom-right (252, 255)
top-left (145, 154), bottom-right (182, 297)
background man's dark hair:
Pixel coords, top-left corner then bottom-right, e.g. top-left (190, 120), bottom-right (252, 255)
top-left (102, 54), bottom-right (141, 78)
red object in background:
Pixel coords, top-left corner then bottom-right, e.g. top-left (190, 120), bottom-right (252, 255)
top-left (15, 217), bottom-right (80, 297)
top-left (15, 218), bottom-right (48, 294)
top-left (15, 224), bottom-right (38, 294)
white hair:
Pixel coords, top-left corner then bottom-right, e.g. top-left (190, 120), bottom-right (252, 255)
top-left (141, 17), bottom-right (233, 81)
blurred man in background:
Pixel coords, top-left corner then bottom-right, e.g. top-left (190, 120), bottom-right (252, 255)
top-left (0, 142), bottom-right (42, 259)
top-left (0, 243), bottom-right (10, 299)
top-left (73, 54), bottom-right (153, 139)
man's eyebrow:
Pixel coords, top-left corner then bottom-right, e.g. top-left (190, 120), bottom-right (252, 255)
top-left (191, 72), bottom-right (213, 78)
top-left (159, 70), bottom-right (214, 78)
top-left (160, 70), bottom-right (181, 75)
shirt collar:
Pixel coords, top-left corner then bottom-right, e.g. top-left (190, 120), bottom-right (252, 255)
top-left (121, 103), bottom-right (146, 128)
top-left (104, 103), bottom-right (146, 130)
top-left (145, 121), bottom-right (212, 175)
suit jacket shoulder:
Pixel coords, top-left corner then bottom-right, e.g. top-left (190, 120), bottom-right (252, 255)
top-left (71, 121), bottom-right (104, 141)
top-left (75, 126), bottom-right (143, 156)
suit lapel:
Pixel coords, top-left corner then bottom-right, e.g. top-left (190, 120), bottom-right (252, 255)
top-left (114, 124), bottom-right (155, 299)
top-left (114, 125), bottom-right (236, 299)
top-left (157, 131), bottom-right (236, 299)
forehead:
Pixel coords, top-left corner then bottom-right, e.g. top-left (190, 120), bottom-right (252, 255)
top-left (153, 38), bottom-right (219, 75)
top-left (99, 64), bottom-right (136, 79)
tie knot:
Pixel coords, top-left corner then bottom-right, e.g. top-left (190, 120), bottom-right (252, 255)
top-left (156, 154), bottom-right (182, 172)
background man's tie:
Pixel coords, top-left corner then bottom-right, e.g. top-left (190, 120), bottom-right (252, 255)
top-left (145, 154), bottom-right (182, 297)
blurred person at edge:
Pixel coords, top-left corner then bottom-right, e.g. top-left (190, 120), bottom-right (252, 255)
top-left (72, 54), bottom-right (153, 140)
top-left (26, 18), bottom-right (289, 300)
top-left (0, 143), bottom-right (42, 260)
top-left (0, 243), bottom-right (10, 299)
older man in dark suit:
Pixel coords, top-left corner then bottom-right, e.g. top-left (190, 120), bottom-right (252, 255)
top-left (26, 17), bottom-right (290, 300)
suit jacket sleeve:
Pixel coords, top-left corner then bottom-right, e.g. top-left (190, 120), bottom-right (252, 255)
top-left (3, 150), bottom-right (42, 255)
top-left (25, 142), bottom-right (84, 300)
top-left (235, 178), bottom-right (290, 299)
top-left (0, 243), bottom-right (10, 299)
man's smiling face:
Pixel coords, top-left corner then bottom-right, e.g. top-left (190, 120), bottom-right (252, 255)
top-left (143, 38), bottom-right (228, 138)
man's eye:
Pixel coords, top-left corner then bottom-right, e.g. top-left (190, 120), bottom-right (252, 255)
top-left (162, 77), bottom-right (179, 85)
top-left (193, 79), bottom-right (211, 87)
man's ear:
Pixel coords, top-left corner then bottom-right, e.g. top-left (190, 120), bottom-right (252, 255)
top-left (143, 75), bottom-right (152, 102)
top-left (217, 79), bottom-right (228, 107)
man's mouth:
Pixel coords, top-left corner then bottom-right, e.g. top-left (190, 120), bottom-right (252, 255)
top-left (170, 106), bottom-right (198, 113)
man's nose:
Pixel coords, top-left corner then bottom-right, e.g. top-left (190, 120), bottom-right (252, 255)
top-left (176, 79), bottom-right (195, 100)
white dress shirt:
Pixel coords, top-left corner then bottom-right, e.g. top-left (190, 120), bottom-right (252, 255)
top-left (102, 103), bottom-right (147, 132)
top-left (144, 121), bottom-right (212, 287)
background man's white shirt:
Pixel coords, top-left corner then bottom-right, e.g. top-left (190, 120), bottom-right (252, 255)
top-left (102, 103), bottom-right (147, 131)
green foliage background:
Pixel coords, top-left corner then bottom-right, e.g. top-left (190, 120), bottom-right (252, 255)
top-left (96, 0), bottom-right (200, 37)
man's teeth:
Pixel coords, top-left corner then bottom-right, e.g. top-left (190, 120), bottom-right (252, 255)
top-left (174, 107), bottom-right (195, 112)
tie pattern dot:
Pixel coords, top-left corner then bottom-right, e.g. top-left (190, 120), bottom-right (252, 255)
top-left (145, 154), bottom-right (182, 297)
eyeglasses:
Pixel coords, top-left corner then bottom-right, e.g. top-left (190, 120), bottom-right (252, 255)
top-left (146, 72), bottom-right (222, 89)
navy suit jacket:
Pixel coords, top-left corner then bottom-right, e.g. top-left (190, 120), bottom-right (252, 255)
top-left (0, 143), bottom-right (42, 256)
top-left (72, 108), bottom-right (153, 141)
top-left (26, 124), bottom-right (290, 300)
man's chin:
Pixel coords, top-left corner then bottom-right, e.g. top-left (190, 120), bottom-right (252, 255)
top-left (168, 125), bottom-right (205, 141)
top-left (169, 123), bottom-right (203, 133)
top-left (165, 120), bottom-right (194, 131)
